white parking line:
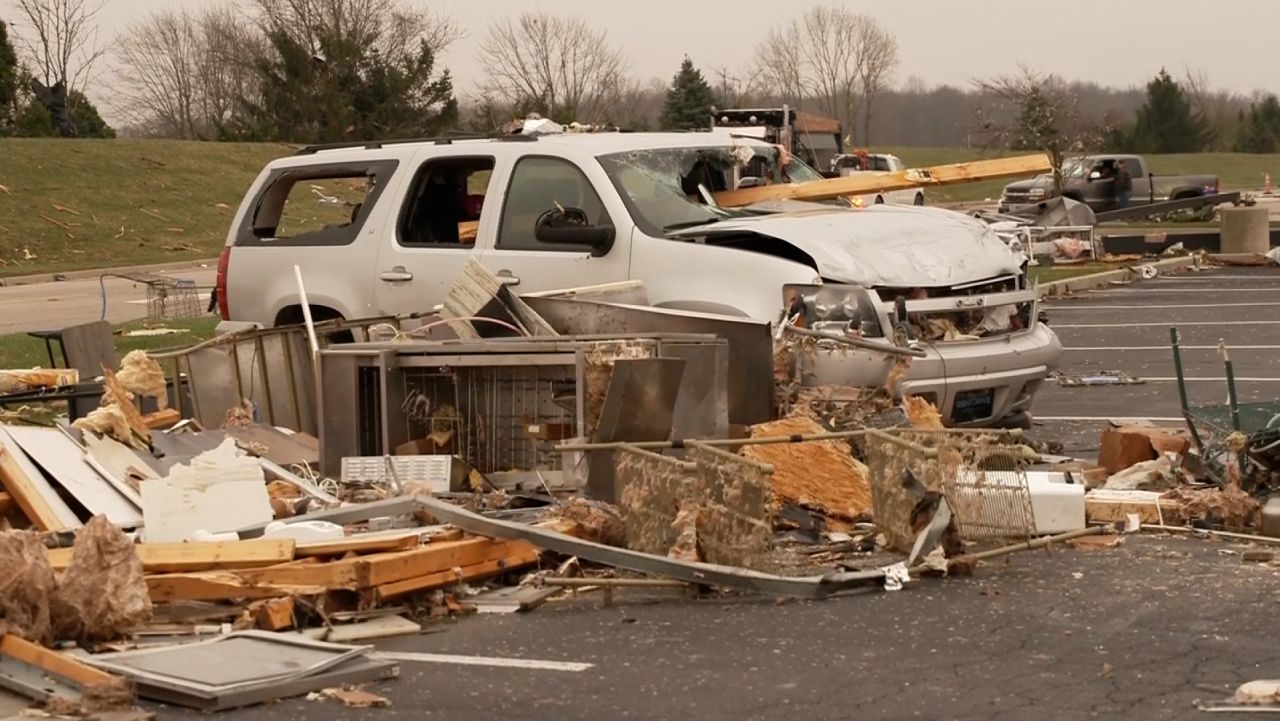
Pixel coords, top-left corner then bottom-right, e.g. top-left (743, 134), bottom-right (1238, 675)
top-left (371, 651), bottom-right (594, 672)
top-left (1081, 288), bottom-right (1280, 294)
top-left (1054, 320), bottom-right (1280, 328)
top-left (1037, 416), bottom-right (1184, 422)
top-left (1045, 302), bottom-right (1280, 310)
top-left (1065, 345), bottom-right (1280, 351)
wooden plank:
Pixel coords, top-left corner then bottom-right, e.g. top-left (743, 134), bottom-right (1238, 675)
top-left (100, 367), bottom-right (150, 444)
top-left (1085, 491), bottom-right (1185, 525)
top-left (141, 408), bottom-right (180, 429)
top-left (251, 597), bottom-right (295, 631)
top-left (4, 425), bottom-right (142, 525)
top-left (0, 491), bottom-right (12, 516)
top-left (233, 537), bottom-right (536, 590)
top-left (0, 634), bottom-right (118, 688)
top-left (295, 533), bottom-right (421, 558)
top-left (47, 539), bottom-right (296, 573)
top-left (145, 572), bottom-right (326, 602)
top-left (0, 429), bottom-right (78, 531)
top-left (374, 546), bottom-right (540, 602)
top-left (713, 153), bottom-right (1053, 207)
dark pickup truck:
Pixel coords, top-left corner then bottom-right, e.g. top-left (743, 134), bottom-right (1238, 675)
top-left (999, 154), bottom-right (1219, 213)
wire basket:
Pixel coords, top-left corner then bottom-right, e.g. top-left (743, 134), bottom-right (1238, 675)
top-left (146, 277), bottom-right (207, 321)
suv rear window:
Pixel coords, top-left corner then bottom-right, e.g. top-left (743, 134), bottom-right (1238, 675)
top-left (236, 160), bottom-right (398, 247)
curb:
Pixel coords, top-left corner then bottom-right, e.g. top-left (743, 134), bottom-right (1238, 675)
top-left (1036, 256), bottom-right (1200, 298)
top-left (0, 258), bottom-right (218, 287)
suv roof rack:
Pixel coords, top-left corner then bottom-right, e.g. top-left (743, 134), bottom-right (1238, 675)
top-left (293, 133), bottom-right (537, 156)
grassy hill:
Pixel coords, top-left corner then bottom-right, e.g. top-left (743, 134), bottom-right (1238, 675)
top-left (3, 138), bottom-right (1279, 278)
top-left (0, 138), bottom-right (292, 278)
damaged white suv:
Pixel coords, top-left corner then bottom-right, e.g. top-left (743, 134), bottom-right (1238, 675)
top-left (216, 132), bottom-right (1061, 426)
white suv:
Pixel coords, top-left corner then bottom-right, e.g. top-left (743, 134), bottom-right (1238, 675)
top-left (216, 131), bottom-right (1061, 426)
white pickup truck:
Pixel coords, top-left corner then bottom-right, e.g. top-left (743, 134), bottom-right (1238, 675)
top-left (216, 132), bottom-right (1060, 426)
top-left (829, 153), bottom-right (926, 207)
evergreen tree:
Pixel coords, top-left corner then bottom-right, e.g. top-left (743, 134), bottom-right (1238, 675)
top-left (1127, 69), bottom-right (1211, 153)
top-left (661, 57), bottom-right (715, 130)
top-left (1234, 94), bottom-right (1280, 153)
top-left (0, 20), bottom-right (17, 132)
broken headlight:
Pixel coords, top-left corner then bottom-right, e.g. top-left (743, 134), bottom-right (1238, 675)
top-left (783, 284), bottom-right (884, 338)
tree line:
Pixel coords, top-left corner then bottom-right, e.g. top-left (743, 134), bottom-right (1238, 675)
top-left (4, 0), bottom-right (1280, 155)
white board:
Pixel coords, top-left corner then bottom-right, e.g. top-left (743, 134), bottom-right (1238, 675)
top-left (140, 438), bottom-right (271, 542)
top-left (0, 426), bottom-right (83, 529)
top-left (82, 432), bottom-right (155, 506)
top-left (4, 425), bottom-right (143, 525)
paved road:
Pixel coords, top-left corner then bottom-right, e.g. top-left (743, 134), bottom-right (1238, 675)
top-left (152, 534), bottom-right (1280, 721)
top-left (1030, 266), bottom-right (1280, 456)
top-left (0, 266), bottom-right (216, 334)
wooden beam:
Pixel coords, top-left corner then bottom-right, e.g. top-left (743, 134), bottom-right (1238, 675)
top-left (233, 537), bottom-right (538, 590)
top-left (374, 546), bottom-right (540, 602)
top-left (713, 153), bottom-right (1053, 207)
top-left (101, 366), bottom-right (150, 444)
top-left (251, 597), bottom-right (295, 631)
top-left (0, 446), bottom-right (70, 532)
top-left (295, 533), bottom-right (421, 558)
top-left (0, 491), bottom-right (13, 516)
top-left (0, 634), bottom-right (118, 687)
top-left (47, 539), bottom-right (296, 573)
top-left (140, 408), bottom-right (180, 429)
top-left (145, 572), bottom-right (326, 602)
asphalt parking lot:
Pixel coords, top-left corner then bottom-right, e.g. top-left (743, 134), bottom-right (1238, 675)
top-left (1032, 265), bottom-right (1280, 455)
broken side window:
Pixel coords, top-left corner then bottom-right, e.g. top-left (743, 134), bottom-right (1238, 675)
top-left (236, 160), bottom-right (398, 247)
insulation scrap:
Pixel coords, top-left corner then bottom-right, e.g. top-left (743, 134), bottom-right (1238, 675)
top-left (72, 405), bottom-right (133, 445)
top-left (903, 396), bottom-right (943, 429)
top-left (51, 516), bottom-right (152, 643)
top-left (116, 350), bottom-right (168, 410)
top-left (742, 415), bottom-right (872, 521)
top-left (0, 531), bottom-right (56, 644)
top-left (1163, 484), bottom-right (1260, 532)
top-left (313, 687), bottom-right (391, 708)
top-left (1103, 453), bottom-right (1188, 491)
top-left (0, 368), bottom-right (79, 394)
top-left (222, 399), bottom-right (254, 428)
top-left (667, 500), bottom-right (702, 562)
top-left (552, 497), bottom-right (624, 546)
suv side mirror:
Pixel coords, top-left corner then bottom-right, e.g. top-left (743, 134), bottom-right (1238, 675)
top-left (534, 207), bottom-right (615, 251)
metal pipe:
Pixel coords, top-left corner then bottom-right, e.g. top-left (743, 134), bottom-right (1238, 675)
top-left (1144, 524), bottom-right (1280, 546)
top-left (540, 577), bottom-right (691, 588)
top-left (1220, 340), bottom-right (1241, 431)
top-left (782, 324), bottom-right (927, 358)
top-left (949, 526), bottom-right (1104, 565)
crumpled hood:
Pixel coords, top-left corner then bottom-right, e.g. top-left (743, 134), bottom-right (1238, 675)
top-left (671, 205), bottom-right (1022, 287)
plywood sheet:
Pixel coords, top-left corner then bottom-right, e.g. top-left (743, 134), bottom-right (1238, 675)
top-left (0, 427), bottom-right (83, 530)
top-left (4, 426), bottom-right (142, 525)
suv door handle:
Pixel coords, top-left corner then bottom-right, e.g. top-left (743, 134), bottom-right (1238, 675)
top-left (379, 266), bottom-right (413, 282)
top-left (496, 270), bottom-right (520, 286)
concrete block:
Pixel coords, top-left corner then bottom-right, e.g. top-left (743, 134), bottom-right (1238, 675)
top-left (1221, 206), bottom-right (1270, 255)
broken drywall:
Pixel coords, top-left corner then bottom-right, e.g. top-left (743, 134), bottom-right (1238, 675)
top-left (140, 438), bottom-right (272, 542)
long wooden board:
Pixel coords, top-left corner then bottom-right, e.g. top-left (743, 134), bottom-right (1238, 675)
top-left (47, 539), bottom-right (296, 573)
top-left (145, 572), bottom-right (327, 602)
top-left (374, 546), bottom-right (540, 602)
top-left (0, 634), bottom-right (119, 687)
top-left (713, 153), bottom-right (1052, 207)
top-left (232, 537), bottom-right (537, 590)
top-left (295, 532), bottom-right (421, 558)
top-left (0, 428), bottom-right (80, 531)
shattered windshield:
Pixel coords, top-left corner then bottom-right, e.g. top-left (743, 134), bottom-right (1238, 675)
top-left (597, 145), bottom-right (825, 235)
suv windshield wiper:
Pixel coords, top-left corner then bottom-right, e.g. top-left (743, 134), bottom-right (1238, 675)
top-left (662, 218), bottom-right (721, 233)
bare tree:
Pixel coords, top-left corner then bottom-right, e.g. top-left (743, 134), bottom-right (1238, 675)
top-left (854, 18), bottom-right (898, 145)
top-left (477, 12), bottom-right (623, 122)
top-left (11, 0), bottom-right (107, 92)
top-left (708, 66), bottom-right (760, 108)
top-left (798, 6), bottom-right (861, 136)
top-left (112, 6), bottom-right (261, 138)
top-left (974, 67), bottom-right (1102, 193)
top-left (753, 22), bottom-right (806, 111)
top-left (1182, 67), bottom-right (1247, 151)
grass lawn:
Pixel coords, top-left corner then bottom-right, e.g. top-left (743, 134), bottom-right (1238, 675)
top-left (0, 316), bottom-right (220, 370)
top-left (0, 138), bottom-right (292, 278)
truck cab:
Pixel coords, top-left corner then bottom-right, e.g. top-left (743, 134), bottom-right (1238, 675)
top-left (218, 131), bottom-right (1061, 427)
top-left (1000, 154), bottom-right (1220, 212)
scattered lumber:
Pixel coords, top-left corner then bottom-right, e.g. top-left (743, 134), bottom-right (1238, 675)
top-left (713, 153), bottom-right (1052, 207)
top-left (47, 539), bottom-right (297, 573)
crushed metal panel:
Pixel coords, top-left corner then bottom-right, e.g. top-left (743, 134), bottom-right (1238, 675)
top-left (83, 631), bottom-right (369, 699)
top-left (588, 358), bottom-right (684, 503)
top-left (523, 296), bottom-right (772, 425)
top-left (414, 495), bottom-right (884, 598)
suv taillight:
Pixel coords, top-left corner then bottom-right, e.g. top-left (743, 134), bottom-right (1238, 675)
top-left (215, 247), bottom-right (231, 320)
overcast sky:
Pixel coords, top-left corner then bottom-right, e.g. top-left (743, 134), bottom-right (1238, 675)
top-left (9, 0), bottom-right (1279, 113)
